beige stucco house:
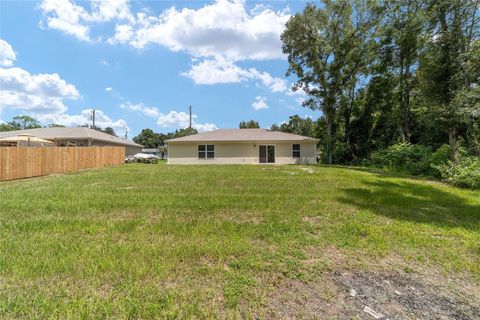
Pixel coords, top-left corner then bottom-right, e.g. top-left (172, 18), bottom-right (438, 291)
top-left (165, 129), bottom-right (318, 165)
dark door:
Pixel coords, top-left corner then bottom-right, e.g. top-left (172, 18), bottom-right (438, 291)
top-left (259, 145), bottom-right (275, 163)
top-left (259, 145), bottom-right (267, 163)
top-left (267, 145), bottom-right (275, 163)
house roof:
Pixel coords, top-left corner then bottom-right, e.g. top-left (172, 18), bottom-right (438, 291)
top-left (0, 127), bottom-right (143, 147)
top-left (165, 129), bottom-right (318, 143)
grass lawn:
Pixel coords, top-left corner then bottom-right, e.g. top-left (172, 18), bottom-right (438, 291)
top-left (1, 163), bottom-right (479, 318)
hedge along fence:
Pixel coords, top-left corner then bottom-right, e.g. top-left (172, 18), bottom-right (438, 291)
top-left (0, 146), bottom-right (125, 181)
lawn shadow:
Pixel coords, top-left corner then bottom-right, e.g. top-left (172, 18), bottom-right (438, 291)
top-left (337, 176), bottom-right (480, 231)
top-left (318, 164), bottom-right (425, 180)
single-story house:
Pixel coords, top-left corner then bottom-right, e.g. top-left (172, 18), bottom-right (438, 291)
top-left (165, 128), bottom-right (318, 165)
top-left (0, 127), bottom-right (143, 156)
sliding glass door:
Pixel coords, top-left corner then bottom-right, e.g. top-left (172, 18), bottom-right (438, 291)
top-left (259, 145), bottom-right (275, 163)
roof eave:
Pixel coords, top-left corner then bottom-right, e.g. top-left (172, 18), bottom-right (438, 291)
top-left (166, 139), bottom-right (318, 143)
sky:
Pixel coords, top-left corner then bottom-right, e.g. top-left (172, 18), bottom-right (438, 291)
top-left (0, 0), bottom-right (317, 138)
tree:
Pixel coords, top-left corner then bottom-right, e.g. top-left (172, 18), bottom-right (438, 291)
top-left (133, 129), bottom-right (164, 148)
top-left (102, 127), bottom-right (117, 137)
top-left (418, 0), bottom-right (480, 158)
top-left (278, 115), bottom-right (317, 137)
top-left (239, 120), bottom-right (260, 128)
top-left (383, 0), bottom-right (426, 142)
top-left (7, 115), bottom-right (42, 130)
top-left (0, 123), bottom-right (15, 132)
top-left (133, 127), bottom-right (198, 148)
top-left (270, 123), bottom-right (280, 131)
top-left (169, 127), bottom-right (198, 138)
top-left (282, 1), bottom-right (380, 163)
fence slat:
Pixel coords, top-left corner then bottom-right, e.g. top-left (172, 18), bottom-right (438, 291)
top-left (0, 147), bottom-right (125, 181)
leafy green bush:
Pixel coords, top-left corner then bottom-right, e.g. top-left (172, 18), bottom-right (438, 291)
top-left (430, 144), bottom-right (452, 177)
top-left (370, 142), bottom-right (479, 189)
top-left (370, 142), bottom-right (433, 175)
top-left (435, 157), bottom-right (480, 189)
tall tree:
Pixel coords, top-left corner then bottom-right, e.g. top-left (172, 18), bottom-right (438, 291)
top-left (102, 127), bottom-right (118, 137)
top-left (239, 120), bottom-right (260, 128)
top-left (7, 115), bottom-right (42, 130)
top-left (0, 123), bottom-right (15, 132)
top-left (278, 115), bottom-right (317, 137)
top-left (383, 0), bottom-right (427, 142)
top-left (133, 129), bottom-right (164, 148)
top-left (419, 0), bottom-right (480, 157)
top-left (282, 0), bottom-right (380, 163)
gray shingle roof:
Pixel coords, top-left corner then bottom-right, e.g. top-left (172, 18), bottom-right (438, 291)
top-left (0, 127), bottom-right (142, 147)
top-left (165, 129), bottom-right (318, 143)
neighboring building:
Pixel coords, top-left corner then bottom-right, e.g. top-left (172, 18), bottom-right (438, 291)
top-left (0, 127), bottom-right (143, 156)
top-left (142, 148), bottom-right (159, 156)
top-left (165, 128), bottom-right (318, 165)
top-left (142, 148), bottom-right (167, 160)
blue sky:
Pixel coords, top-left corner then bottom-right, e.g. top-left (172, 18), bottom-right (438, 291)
top-left (0, 0), bottom-right (316, 137)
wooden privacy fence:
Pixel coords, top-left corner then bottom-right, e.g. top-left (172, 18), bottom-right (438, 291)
top-left (0, 146), bottom-right (125, 181)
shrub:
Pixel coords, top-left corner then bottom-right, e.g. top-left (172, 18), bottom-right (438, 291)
top-left (370, 142), bottom-right (433, 175)
top-left (430, 144), bottom-right (452, 177)
top-left (369, 143), bottom-right (478, 189)
top-left (435, 157), bottom-right (480, 189)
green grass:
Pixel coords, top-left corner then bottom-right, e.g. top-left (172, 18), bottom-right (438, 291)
top-left (1, 163), bottom-right (479, 318)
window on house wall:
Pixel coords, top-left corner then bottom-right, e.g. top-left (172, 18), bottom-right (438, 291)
top-left (198, 144), bottom-right (215, 159)
top-left (292, 144), bottom-right (301, 158)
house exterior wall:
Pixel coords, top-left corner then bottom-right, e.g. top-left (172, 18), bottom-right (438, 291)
top-left (167, 141), bottom-right (316, 165)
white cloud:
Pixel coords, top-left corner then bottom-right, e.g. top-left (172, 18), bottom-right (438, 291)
top-left (252, 96), bottom-right (268, 110)
top-left (35, 109), bottom-right (129, 132)
top-left (120, 101), bottom-right (214, 131)
top-left (182, 57), bottom-right (287, 93)
top-left (0, 40), bottom-right (129, 132)
top-left (108, 0), bottom-right (289, 61)
top-left (39, 0), bottom-right (133, 42)
top-left (0, 67), bottom-right (80, 114)
top-left (182, 58), bottom-right (248, 84)
top-left (105, 87), bottom-right (113, 91)
top-left (0, 39), bottom-right (16, 66)
top-left (120, 101), bottom-right (159, 118)
top-left (194, 122), bottom-right (218, 132)
top-left (156, 110), bottom-right (192, 127)
top-left (40, 0), bottom-right (289, 60)
top-left (40, 0), bottom-right (92, 41)
top-left (89, 0), bottom-right (133, 23)
top-left (142, 107), bottom-right (160, 118)
top-left (38, 1), bottom-right (292, 97)
top-left (156, 110), bottom-right (217, 132)
top-left (248, 68), bottom-right (287, 93)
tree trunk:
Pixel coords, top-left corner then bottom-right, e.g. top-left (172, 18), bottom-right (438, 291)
top-left (326, 113), bottom-right (333, 164)
top-left (402, 62), bottom-right (411, 142)
top-left (449, 124), bottom-right (458, 161)
top-left (344, 105), bottom-right (351, 144)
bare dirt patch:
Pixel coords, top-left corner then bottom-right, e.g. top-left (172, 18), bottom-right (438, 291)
top-left (261, 270), bottom-right (480, 319)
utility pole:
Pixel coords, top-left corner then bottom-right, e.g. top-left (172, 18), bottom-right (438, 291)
top-left (124, 127), bottom-right (128, 140)
top-left (91, 109), bottom-right (96, 129)
top-left (189, 106), bottom-right (192, 129)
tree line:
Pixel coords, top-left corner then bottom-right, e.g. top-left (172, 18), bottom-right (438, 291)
top-left (132, 127), bottom-right (198, 148)
top-left (280, 0), bottom-right (479, 164)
